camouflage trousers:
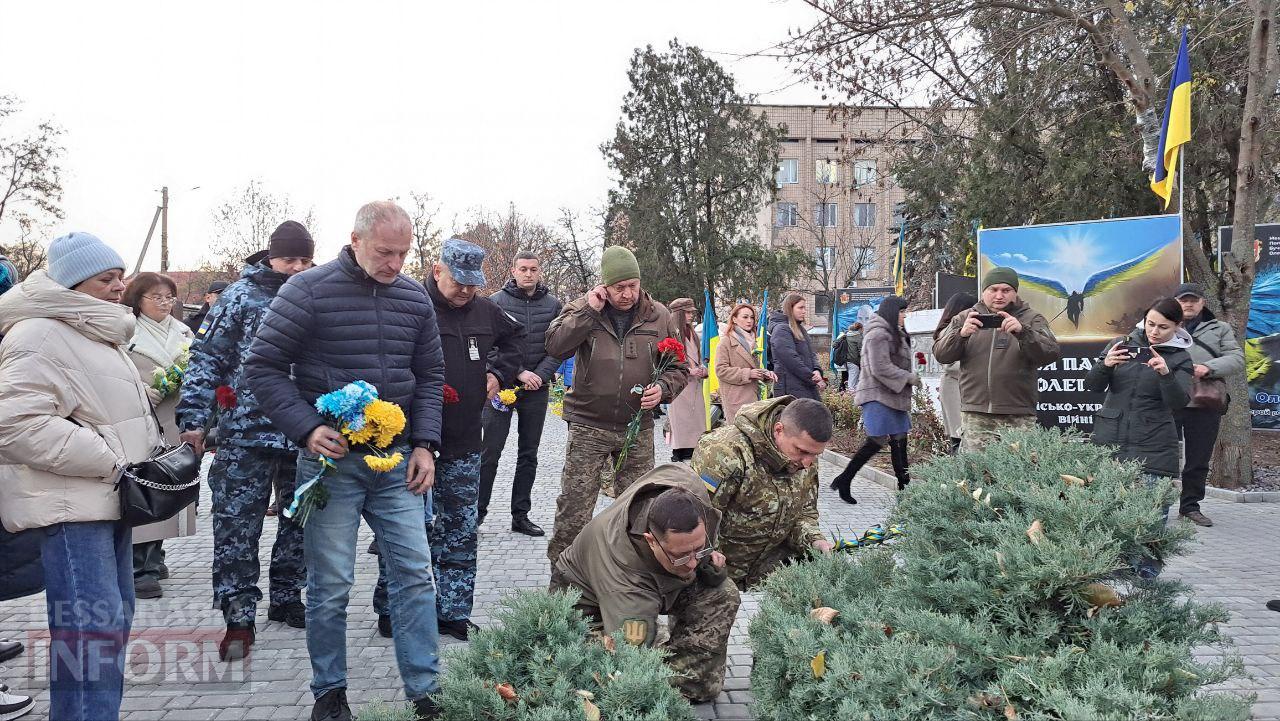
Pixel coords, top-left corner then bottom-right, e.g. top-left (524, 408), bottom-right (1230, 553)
top-left (207, 445), bottom-right (305, 624)
top-left (727, 543), bottom-right (805, 592)
top-left (545, 422), bottom-right (655, 565)
top-left (374, 452), bottom-right (481, 622)
top-left (549, 566), bottom-right (740, 704)
top-left (959, 412), bottom-right (1038, 454)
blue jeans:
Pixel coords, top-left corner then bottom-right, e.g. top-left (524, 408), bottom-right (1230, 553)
top-left (41, 520), bottom-right (134, 721)
top-left (298, 447), bottom-right (440, 701)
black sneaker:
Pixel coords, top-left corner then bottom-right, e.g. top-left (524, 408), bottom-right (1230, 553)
top-left (0, 684), bottom-right (34, 721)
top-left (134, 576), bottom-right (163, 599)
top-left (438, 618), bottom-right (480, 641)
top-left (511, 516), bottom-right (544, 537)
top-left (413, 695), bottom-right (441, 720)
top-left (310, 689), bottom-right (352, 721)
top-left (1267, 600), bottom-right (1280, 612)
top-left (0, 638), bottom-right (22, 663)
top-left (377, 614), bottom-right (392, 638)
top-left (218, 622), bottom-right (255, 661)
top-left (268, 601), bottom-right (306, 629)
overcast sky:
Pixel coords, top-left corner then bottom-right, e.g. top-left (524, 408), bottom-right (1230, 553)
top-left (0, 0), bottom-right (826, 270)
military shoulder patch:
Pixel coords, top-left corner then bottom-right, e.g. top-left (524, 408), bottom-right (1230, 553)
top-left (701, 474), bottom-right (720, 494)
top-left (621, 618), bottom-right (650, 647)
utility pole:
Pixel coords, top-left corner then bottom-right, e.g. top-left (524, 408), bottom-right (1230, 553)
top-left (160, 186), bottom-right (170, 273)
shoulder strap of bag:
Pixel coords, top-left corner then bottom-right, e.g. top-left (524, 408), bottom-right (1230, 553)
top-left (1192, 333), bottom-right (1223, 360)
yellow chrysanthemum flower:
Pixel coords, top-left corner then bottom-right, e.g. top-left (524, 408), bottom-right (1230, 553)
top-left (364, 452), bottom-right (404, 473)
top-left (498, 388), bottom-right (518, 406)
top-left (364, 400), bottom-right (406, 448)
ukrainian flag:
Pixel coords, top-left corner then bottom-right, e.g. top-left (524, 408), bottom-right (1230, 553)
top-left (1151, 27), bottom-right (1192, 209)
top-left (756, 290), bottom-right (770, 401)
top-left (892, 223), bottom-right (907, 296)
top-left (701, 289), bottom-right (719, 430)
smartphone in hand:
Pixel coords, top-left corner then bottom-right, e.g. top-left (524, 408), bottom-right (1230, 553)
top-left (976, 314), bottom-right (1003, 329)
top-left (1121, 344), bottom-right (1154, 363)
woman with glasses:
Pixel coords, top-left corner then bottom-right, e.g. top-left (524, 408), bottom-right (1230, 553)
top-left (121, 272), bottom-right (196, 599)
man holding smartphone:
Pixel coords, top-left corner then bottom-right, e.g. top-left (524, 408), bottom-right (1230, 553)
top-left (933, 267), bottom-right (1061, 452)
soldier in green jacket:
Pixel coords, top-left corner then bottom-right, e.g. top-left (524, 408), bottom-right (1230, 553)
top-left (691, 396), bottom-right (835, 589)
top-left (550, 464), bottom-right (739, 703)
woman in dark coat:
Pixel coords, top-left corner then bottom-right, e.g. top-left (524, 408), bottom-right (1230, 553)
top-left (830, 296), bottom-right (919, 503)
top-left (768, 293), bottom-right (825, 401)
top-left (1084, 297), bottom-right (1193, 579)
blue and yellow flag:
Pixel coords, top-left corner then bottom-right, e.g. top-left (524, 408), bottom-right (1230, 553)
top-left (701, 289), bottom-right (719, 430)
top-left (892, 223), bottom-right (907, 296)
top-left (1151, 27), bottom-right (1192, 209)
top-left (757, 290), bottom-right (770, 401)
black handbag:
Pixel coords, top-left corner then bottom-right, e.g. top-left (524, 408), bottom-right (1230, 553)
top-left (116, 442), bottom-right (201, 527)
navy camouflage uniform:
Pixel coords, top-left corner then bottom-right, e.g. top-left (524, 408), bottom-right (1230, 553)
top-left (177, 260), bottom-right (306, 625)
top-left (373, 239), bottom-right (524, 624)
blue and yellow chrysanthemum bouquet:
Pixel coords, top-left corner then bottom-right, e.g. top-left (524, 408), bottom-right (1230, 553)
top-left (285, 380), bottom-right (408, 527)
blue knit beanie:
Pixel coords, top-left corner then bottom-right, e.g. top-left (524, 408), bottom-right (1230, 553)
top-left (47, 232), bottom-right (127, 288)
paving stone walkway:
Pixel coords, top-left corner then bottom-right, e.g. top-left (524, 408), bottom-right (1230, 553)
top-left (1, 415), bottom-right (1276, 720)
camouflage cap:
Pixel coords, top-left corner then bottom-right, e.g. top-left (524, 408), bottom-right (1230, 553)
top-left (441, 237), bottom-right (487, 286)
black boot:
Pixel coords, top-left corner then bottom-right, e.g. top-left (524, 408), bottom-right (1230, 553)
top-left (890, 437), bottom-right (911, 490)
top-left (832, 439), bottom-right (881, 504)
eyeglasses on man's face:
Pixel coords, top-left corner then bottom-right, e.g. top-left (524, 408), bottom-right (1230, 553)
top-left (651, 528), bottom-right (714, 567)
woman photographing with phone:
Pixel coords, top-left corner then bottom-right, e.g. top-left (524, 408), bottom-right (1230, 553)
top-left (1084, 297), bottom-right (1194, 579)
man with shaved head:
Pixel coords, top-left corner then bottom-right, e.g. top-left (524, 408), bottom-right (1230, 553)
top-left (248, 200), bottom-right (447, 720)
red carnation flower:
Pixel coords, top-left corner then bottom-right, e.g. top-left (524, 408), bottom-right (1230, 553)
top-left (915, 351), bottom-right (927, 366)
top-left (656, 337), bottom-right (687, 364)
top-left (215, 385), bottom-right (237, 410)
top-left (442, 384), bottom-right (460, 405)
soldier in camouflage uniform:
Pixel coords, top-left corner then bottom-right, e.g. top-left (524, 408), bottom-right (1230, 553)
top-left (691, 396), bottom-right (835, 589)
top-left (543, 246), bottom-right (689, 565)
top-left (176, 221), bottom-right (315, 661)
top-left (550, 464), bottom-right (739, 703)
top-left (372, 239), bottom-right (524, 642)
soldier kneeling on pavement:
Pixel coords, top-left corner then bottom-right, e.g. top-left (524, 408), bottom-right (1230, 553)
top-left (692, 396), bottom-right (835, 590)
top-left (549, 464), bottom-right (739, 704)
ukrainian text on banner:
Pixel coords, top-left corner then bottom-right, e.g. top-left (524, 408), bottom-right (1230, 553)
top-left (1218, 223), bottom-right (1280, 431)
top-left (979, 215), bottom-right (1182, 431)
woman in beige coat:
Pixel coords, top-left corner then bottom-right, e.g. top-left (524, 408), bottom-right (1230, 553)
top-left (715, 303), bottom-right (776, 422)
top-left (121, 272), bottom-right (196, 599)
top-left (663, 298), bottom-right (708, 461)
top-left (0, 232), bottom-right (161, 721)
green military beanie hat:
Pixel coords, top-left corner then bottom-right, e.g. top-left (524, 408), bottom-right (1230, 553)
top-left (600, 246), bottom-right (641, 286)
top-left (984, 266), bottom-right (1019, 291)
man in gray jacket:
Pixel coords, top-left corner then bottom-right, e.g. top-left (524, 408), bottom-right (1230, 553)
top-left (478, 252), bottom-right (561, 536)
top-left (1174, 283), bottom-right (1244, 527)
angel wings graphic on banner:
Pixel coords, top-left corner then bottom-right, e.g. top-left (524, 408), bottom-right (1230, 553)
top-left (1017, 244), bottom-right (1168, 328)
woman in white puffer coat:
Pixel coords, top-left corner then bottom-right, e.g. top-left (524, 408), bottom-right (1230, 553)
top-left (0, 232), bottom-right (161, 721)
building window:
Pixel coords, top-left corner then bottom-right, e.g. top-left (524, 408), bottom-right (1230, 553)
top-left (813, 291), bottom-right (834, 320)
top-left (814, 246), bottom-right (836, 270)
top-left (816, 159), bottom-right (839, 185)
top-left (853, 246), bottom-right (878, 278)
top-left (814, 203), bottom-right (838, 228)
top-left (776, 158), bottom-right (798, 187)
top-left (853, 160), bottom-right (877, 186)
top-left (854, 202), bottom-right (876, 227)
top-left (775, 202), bottom-right (798, 227)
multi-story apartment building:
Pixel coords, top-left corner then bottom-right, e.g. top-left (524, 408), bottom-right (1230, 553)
top-left (750, 105), bottom-right (924, 326)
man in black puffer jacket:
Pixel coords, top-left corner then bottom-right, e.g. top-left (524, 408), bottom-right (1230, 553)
top-left (245, 200), bottom-right (447, 721)
top-left (478, 252), bottom-right (562, 535)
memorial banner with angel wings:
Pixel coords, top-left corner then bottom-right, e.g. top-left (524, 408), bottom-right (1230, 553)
top-left (979, 215), bottom-right (1182, 431)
